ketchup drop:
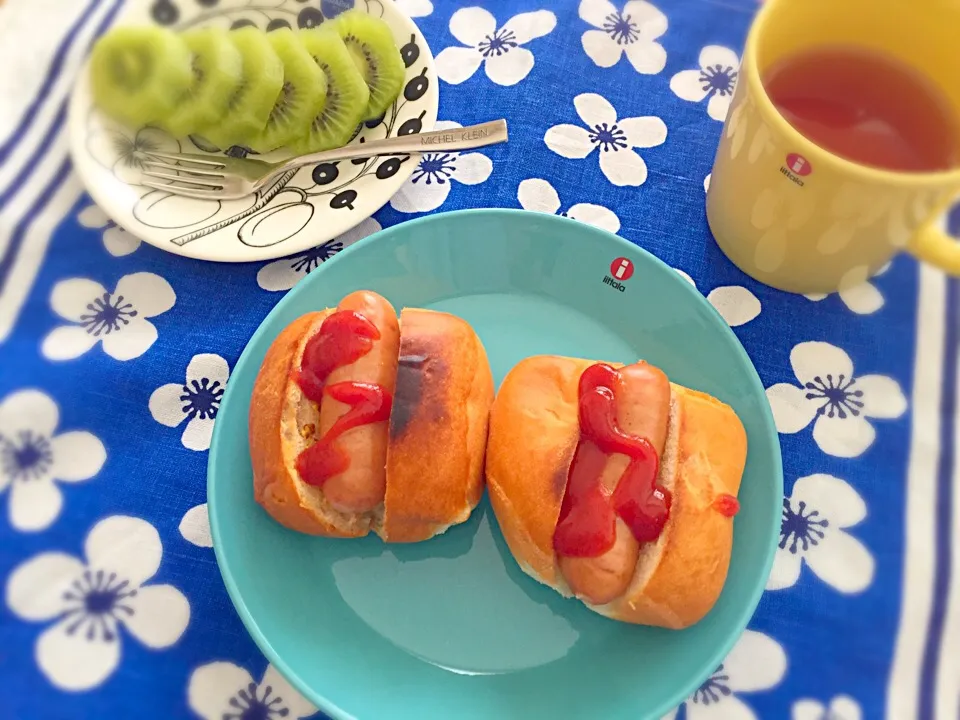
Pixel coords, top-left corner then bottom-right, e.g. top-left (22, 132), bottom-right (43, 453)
top-left (296, 382), bottom-right (392, 487)
top-left (296, 311), bottom-right (381, 403)
top-left (294, 310), bottom-right (393, 488)
top-left (553, 363), bottom-right (672, 558)
top-left (713, 493), bottom-right (740, 518)
top-left (553, 442), bottom-right (618, 557)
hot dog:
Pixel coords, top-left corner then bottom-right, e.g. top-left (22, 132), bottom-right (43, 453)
top-left (315, 291), bottom-right (400, 514)
top-left (249, 291), bottom-right (493, 542)
top-left (556, 362), bottom-right (670, 605)
top-left (486, 355), bottom-right (746, 628)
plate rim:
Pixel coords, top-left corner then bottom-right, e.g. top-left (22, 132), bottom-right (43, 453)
top-left (67, 0), bottom-right (439, 264)
top-left (207, 208), bottom-right (784, 720)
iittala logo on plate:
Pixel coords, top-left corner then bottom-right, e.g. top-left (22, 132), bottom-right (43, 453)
top-left (603, 257), bottom-right (634, 292)
top-left (781, 153), bottom-right (812, 186)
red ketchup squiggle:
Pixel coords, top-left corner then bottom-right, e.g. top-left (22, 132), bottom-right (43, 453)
top-left (553, 363), bottom-right (672, 558)
top-left (296, 311), bottom-right (380, 403)
top-left (296, 383), bottom-right (392, 487)
top-left (294, 310), bottom-right (393, 488)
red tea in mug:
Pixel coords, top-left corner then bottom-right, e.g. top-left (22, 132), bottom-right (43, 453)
top-left (763, 46), bottom-right (960, 173)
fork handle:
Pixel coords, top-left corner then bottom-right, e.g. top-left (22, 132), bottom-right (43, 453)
top-left (285, 119), bottom-right (509, 171)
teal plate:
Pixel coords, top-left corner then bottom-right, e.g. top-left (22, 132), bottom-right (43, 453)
top-left (208, 209), bottom-right (783, 720)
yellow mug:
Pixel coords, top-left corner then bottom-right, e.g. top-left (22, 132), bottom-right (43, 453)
top-left (706, 0), bottom-right (960, 294)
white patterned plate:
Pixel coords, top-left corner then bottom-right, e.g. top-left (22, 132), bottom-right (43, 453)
top-left (67, 0), bottom-right (438, 263)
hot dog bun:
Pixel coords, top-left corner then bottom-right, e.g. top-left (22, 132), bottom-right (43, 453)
top-left (251, 309), bottom-right (367, 537)
top-left (250, 297), bottom-right (493, 542)
top-left (486, 355), bottom-right (747, 628)
top-left (383, 309), bottom-right (493, 542)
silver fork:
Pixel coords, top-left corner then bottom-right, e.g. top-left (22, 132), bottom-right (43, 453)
top-left (140, 119), bottom-right (508, 200)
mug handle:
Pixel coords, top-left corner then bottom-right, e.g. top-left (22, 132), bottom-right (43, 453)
top-left (909, 216), bottom-right (960, 274)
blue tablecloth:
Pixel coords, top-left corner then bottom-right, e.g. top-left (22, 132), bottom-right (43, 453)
top-left (1, 0), bottom-right (958, 718)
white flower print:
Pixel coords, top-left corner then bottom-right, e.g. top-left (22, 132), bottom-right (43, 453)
top-left (41, 272), bottom-right (176, 362)
top-left (766, 341), bottom-right (907, 458)
top-left (749, 184), bottom-right (815, 273)
top-left (707, 286), bottom-right (761, 327)
top-left (814, 183), bottom-right (891, 256)
top-left (258, 218), bottom-right (382, 292)
top-left (675, 268), bottom-right (696, 286)
top-left (725, 96), bottom-right (749, 161)
top-left (662, 630), bottom-right (787, 720)
top-left (188, 661), bottom-right (316, 720)
top-left (805, 262), bottom-right (891, 315)
top-left (179, 503), bottom-right (212, 548)
top-left (724, 94), bottom-right (775, 165)
top-left (390, 121), bottom-right (493, 213)
top-left (0, 390), bottom-right (105, 532)
top-left (5, 515), bottom-right (190, 691)
top-left (77, 204), bottom-right (140, 257)
top-left (670, 46), bottom-right (741, 121)
top-left (674, 269), bottom-right (761, 327)
top-left (793, 695), bottom-right (862, 720)
top-left (394, 0), bottom-right (433, 17)
top-left (545, 93), bottom-right (667, 187)
top-left (767, 474), bottom-right (874, 593)
top-left (435, 7), bottom-right (556, 86)
top-left (149, 354), bottom-right (229, 452)
top-left (517, 178), bottom-right (620, 233)
top-left (579, 0), bottom-right (668, 74)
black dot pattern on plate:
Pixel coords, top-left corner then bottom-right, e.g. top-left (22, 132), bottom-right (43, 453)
top-left (130, 21), bottom-right (432, 254)
top-left (400, 35), bottom-right (420, 68)
top-left (398, 111), bottom-right (426, 136)
top-left (312, 163), bottom-right (339, 186)
top-left (404, 69), bottom-right (429, 102)
top-left (376, 157), bottom-right (405, 180)
top-left (330, 190), bottom-right (357, 210)
top-left (297, 7), bottom-right (324, 28)
top-left (266, 17), bottom-right (292, 31)
top-left (351, 138), bottom-right (368, 165)
top-left (195, 0), bottom-right (218, 7)
top-left (151, 0), bottom-right (179, 25)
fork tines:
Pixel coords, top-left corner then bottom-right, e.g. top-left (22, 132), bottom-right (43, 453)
top-left (144, 151), bottom-right (227, 168)
top-left (141, 181), bottom-right (225, 200)
top-left (141, 151), bottom-right (228, 197)
top-left (142, 158), bottom-right (224, 178)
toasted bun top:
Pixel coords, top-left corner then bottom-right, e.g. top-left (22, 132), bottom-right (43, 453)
top-left (486, 355), bottom-right (748, 628)
top-left (383, 308), bottom-right (494, 542)
top-left (486, 355), bottom-right (588, 588)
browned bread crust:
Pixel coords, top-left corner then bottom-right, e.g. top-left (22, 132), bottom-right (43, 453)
top-left (383, 308), bottom-right (494, 542)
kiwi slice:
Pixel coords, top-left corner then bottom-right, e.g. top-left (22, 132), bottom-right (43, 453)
top-left (161, 27), bottom-right (243, 139)
top-left (248, 28), bottom-right (328, 153)
top-left (198, 27), bottom-right (285, 150)
top-left (333, 10), bottom-right (404, 119)
top-left (89, 26), bottom-right (193, 128)
top-left (293, 28), bottom-right (370, 154)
